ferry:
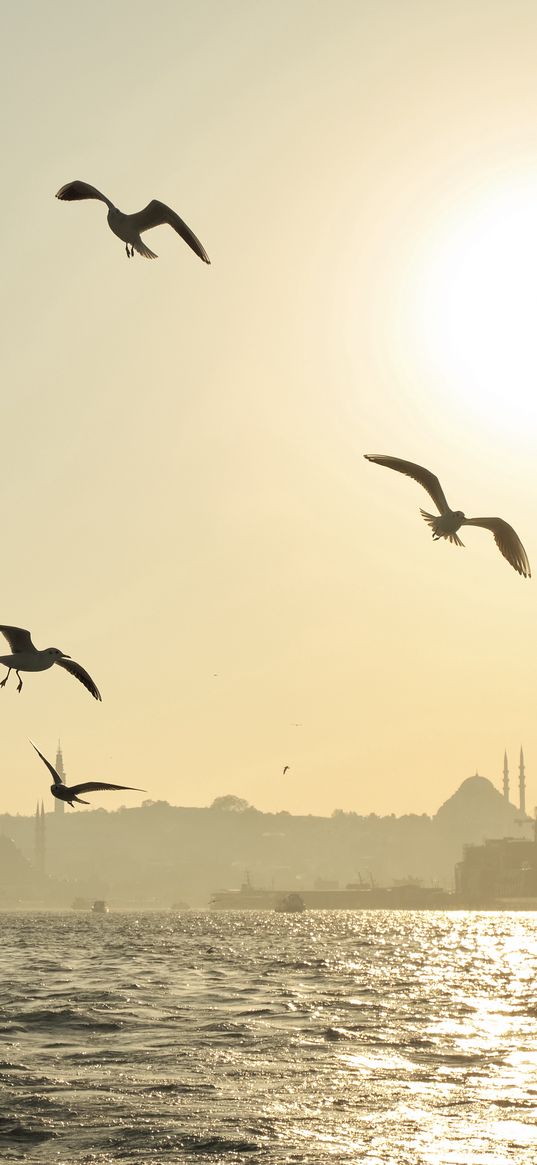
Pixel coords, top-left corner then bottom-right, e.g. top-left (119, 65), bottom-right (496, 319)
top-left (275, 892), bottom-right (306, 913)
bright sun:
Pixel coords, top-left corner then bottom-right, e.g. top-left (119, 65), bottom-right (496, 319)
top-left (411, 182), bottom-right (537, 434)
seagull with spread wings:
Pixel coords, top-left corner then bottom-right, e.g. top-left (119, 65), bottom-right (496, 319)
top-left (30, 742), bottom-right (143, 807)
top-left (0, 626), bottom-right (101, 699)
top-left (56, 180), bottom-right (210, 263)
top-left (364, 455), bottom-right (531, 577)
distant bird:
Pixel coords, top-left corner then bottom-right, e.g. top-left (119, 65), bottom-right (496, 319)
top-left (0, 626), bottom-right (101, 699)
top-left (283, 765), bottom-right (290, 776)
top-left (56, 180), bottom-right (210, 263)
top-left (30, 742), bottom-right (143, 807)
top-left (364, 455), bottom-right (531, 577)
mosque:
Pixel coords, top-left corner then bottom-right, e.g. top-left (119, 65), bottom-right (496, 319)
top-left (452, 748), bottom-right (537, 904)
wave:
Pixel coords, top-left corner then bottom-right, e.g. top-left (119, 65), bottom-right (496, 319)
top-left (6, 1007), bottom-right (123, 1030)
top-left (0, 1116), bottom-right (54, 1145)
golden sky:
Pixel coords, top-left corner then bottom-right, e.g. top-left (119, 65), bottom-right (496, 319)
top-left (2, 0), bottom-right (537, 818)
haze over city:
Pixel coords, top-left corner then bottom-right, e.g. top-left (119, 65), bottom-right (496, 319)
top-left (2, 0), bottom-right (537, 819)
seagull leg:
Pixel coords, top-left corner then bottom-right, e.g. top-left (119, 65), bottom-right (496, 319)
top-left (0, 668), bottom-right (11, 689)
top-left (125, 243), bottom-right (130, 258)
top-left (15, 671), bottom-right (23, 693)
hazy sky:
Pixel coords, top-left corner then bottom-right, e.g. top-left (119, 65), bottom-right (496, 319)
top-left (2, 0), bottom-right (537, 818)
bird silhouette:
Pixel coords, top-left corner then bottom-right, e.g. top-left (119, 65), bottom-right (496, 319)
top-left (30, 742), bottom-right (143, 807)
top-left (283, 765), bottom-right (290, 775)
top-left (364, 455), bottom-right (530, 577)
top-left (0, 626), bottom-right (101, 699)
top-left (56, 180), bottom-right (210, 263)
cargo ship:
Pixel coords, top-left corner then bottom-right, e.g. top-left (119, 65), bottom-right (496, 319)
top-left (210, 876), bottom-right (451, 911)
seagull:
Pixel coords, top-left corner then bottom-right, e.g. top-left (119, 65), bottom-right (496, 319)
top-left (0, 626), bottom-right (101, 699)
top-left (56, 180), bottom-right (210, 263)
top-left (364, 455), bottom-right (531, 577)
top-left (283, 765), bottom-right (290, 775)
top-left (30, 742), bottom-right (143, 807)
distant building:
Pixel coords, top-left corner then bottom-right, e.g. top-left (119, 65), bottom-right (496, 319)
top-left (435, 772), bottom-right (525, 841)
top-left (453, 749), bottom-right (535, 902)
top-left (456, 831), bottom-right (537, 903)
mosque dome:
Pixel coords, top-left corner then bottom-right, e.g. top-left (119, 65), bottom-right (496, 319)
top-left (435, 773), bottom-right (524, 844)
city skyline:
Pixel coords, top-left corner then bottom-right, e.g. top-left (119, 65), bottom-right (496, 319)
top-left (11, 743), bottom-right (534, 825)
top-left (4, 759), bottom-right (531, 910)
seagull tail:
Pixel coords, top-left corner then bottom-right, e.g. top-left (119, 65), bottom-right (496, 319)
top-left (73, 795), bottom-right (90, 805)
top-left (420, 509), bottom-right (464, 547)
top-left (133, 238), bottom-right (158, 260)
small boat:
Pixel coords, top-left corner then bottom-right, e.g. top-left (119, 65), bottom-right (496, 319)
top-left (275, 892), bottom-right (305, 913)
top-left (92, 900), bottom-right (109, 914)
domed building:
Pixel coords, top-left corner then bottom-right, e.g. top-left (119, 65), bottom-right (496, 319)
top-left (435, 773), bottom-right (524, 845)
top-left (433, 751), bottom-right (536, 900)
top-left (435, 748), bottom-right (532, 845)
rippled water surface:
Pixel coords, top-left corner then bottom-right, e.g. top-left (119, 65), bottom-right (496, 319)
top-left (1, 910), bottom-right (537, 1163)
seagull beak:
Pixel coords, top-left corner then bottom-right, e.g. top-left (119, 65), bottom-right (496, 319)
top-left (61, 653), bottom-right (71, 659)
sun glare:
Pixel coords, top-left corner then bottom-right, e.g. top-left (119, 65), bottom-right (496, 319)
top-left (411, 183), bottom-right (537, 433)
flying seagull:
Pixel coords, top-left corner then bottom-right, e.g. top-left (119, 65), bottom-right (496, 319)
top-left (283, 765), bottom-right (290, 775)
top-left (364, 455), bottom-right (531, 577)
top-left (56, 180), bottom-right (210, 263)
top-left (30, 742), bottom-right (143, 807)
top-left (0, 626), bottom-right (101, 699)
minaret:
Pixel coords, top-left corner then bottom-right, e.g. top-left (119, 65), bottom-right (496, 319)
top-left (503, 750), bottom-right (509, 801)
top-left (54, 741), bottom-right (65, 815)
top-left (519, 747), bottom-right (526, 816)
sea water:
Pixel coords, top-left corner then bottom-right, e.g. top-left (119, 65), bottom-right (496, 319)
top-left (1, 909), bottom-right (536, 1163)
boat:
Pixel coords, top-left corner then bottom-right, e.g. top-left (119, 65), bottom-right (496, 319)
top-left (275, 892), bottom-right (305, 913)
top-left (92, 899), bottom-right (109, 913)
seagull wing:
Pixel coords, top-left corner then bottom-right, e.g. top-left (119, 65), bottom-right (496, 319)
top-left (364, 455), bottom-right (451, 514)
top-left (462, 517), bottom-right (531, 577)
top-left (69, 781), bottom-right (144, 795)
top-left (55, 657), bottom-right (102, 701)
top-left (30, 741), bottom-right (63, 786)
top-left (56, 180), bottom-right (113, 209)
top-left (0, 626), bottom-right (35, 652)
top-left (132, 200), bottom-right (210, 263)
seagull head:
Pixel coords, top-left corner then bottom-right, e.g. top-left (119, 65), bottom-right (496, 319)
top-left (454, 511), bottom-right (466, 521)
top-left (46, 648), bottom-right (70, 660)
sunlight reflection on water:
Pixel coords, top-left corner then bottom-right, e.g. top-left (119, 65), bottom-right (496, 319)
top-left (0, 909), bottom-right (536, 1163)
